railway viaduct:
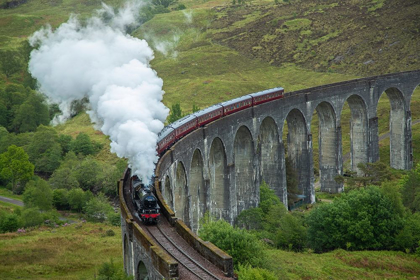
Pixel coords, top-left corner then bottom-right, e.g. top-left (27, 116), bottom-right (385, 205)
top-left (120, 70), bottom-right (420, 279)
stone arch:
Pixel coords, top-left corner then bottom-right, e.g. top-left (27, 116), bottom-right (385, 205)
top-left (379, 87), bottom-right (406, 169)
top-left (344, 95), bottom-right (369, 173)
top-left (123, 234), bottom-right (130, 275)
top-left (314, 101), bottom-right (342, 193)
top-left (209, 137), bottom-right (229, 220)
top-left (189, 149), bottom-right (206, 232)
top-left (285, 108), bottom-right (312, 203)
top-left (136, 261), bottom-right (148, 280)
top-left (258, 117), bottom-right (284, 201)
top-left (234, 125), bottom-right (255, 213)
top-left (174, 162), bottom-right (189, 224)
top-left (163, 175), bottom-right (173, 210)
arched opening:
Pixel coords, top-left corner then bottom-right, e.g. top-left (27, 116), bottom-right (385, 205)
top-left (209, 137), bottom-right (229, 220)
top-left (234, 126), bottom-right (255, 213)
top-left (190, 149), bottom-right (206, 232)
top-left (258, 117), bottom-right (284, 202)
top-left (136, 261), bottom-right (148, 280)
top-left (283, 109), bottom-right (312, 206)
top-left (174, 162), bottom-right (189, 224)
top-left (341, 95), bottom-right (369, 174)
top-left (377, 87), bottom-right (406, 169)
top-left (123, 234), bottom-right (130, 275)
top-left (313, 102), bottom-right (341, 193)
top-left (163, 175), bottom-right (173, 210)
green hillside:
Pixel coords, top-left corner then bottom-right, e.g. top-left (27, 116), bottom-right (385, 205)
top-left (0, 0), bottom-right (420, 279)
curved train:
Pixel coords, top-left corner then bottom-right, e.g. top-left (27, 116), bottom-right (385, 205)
top-left (157, 87), bottom-right (284, 155)
top-left (131, 87), bottom-right (284, 224)
top-left (131, 175), bottom-right (160, 224)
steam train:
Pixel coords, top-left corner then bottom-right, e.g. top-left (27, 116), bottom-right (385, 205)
top-left (157, 87), bottom-right (284, 155)
top-left (131, 176), bottom-right (160, 224)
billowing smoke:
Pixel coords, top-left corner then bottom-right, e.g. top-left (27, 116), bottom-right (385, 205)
top-left (28, 1), bottom-right (169, 181)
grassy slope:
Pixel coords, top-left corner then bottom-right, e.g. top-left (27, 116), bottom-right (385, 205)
top-left (0, 222), bottom-right (122, 280)
top-left (268, 249), bottom-right (420, 279)
top-left (1, 0), bottom-right (420, 278)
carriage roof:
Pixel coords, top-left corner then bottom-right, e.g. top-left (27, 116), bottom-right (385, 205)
top-left (249, 87), bottom-right (284, 98)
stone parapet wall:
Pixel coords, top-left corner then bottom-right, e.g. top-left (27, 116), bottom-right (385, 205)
top-left (119, 169), bottom-right (179, 279)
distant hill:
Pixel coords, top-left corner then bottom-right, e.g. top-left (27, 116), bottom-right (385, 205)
top-left (210, 0), bottom-right (420, 76)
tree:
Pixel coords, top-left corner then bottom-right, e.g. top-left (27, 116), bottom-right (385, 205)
top-left (68, 188), bottom-right (90, 212)
top-left (49, 152), bottom-right (80, 189)
top-left (235, 207), bottom-right (264, 230)
top-left (52, 188), bottom-right (69, 210)
top-left (49, 167), bottom-right (80, 190)
top-left (259, 181), bottom-right (282, 213)
top-left (58, 134), bottom-right (73, 155)
top-left (400, 163), bottom-right (420, 213)
top-left (98, 159), bottom-right (127, 197)
top-left (0, 83), bottom-right (27, 131)
top-left (335, 162), bottom-right (393, 188)
top-left (22, 178), bottom-right (53, 211)
top-left (27, 125), bottom-right (62, 174)
top-left (0, 145), bottom-right (34, 193)
top-left (306, 186), bottom-right (404, 252)
top-left (12, 92), bottom-right (50, 133)
top-left (84, 193), bottom-right (114, 223)
top-left (167, 102), bottom-right (183, 124)
top-left (71, 133), bottom-right (98, 156)
top-left (74, 157), bottom-right (101, 191)
top-left (0, 102), bottom-right (7, 128)
top-left (275, 213), bottom-right (307, 251)
top-left (0, 49), bottom-right (23, 78)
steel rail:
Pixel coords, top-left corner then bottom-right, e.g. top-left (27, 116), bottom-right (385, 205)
top-left (144, 224), bottom-right (221, 280)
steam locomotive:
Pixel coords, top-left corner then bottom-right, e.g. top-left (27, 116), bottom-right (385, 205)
top-left (131, 176), bottom-right (160, 224)
top-left (157, 87), bottom-right (284, 155)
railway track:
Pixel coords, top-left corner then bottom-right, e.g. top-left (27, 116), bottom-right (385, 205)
top-left (144, 223), bottom-right (223, 280)
top-left (124, 182), bottom-right (232, 280)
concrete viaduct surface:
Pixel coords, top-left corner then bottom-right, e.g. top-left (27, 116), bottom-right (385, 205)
top-left (120, 70), bottom-right (420, 279)
top-left (156, 70), bottom-right (420, 232)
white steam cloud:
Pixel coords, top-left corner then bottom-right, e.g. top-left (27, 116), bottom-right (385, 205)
top-left (28, 1), bottom-right (169, 181)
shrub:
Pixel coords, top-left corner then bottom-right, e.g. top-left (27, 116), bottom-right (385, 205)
top-left (52, 188), bottom-right (69, 210)
top-left (68, 188), bottom-right (89, 212)
top-left (21, 207), bottom-right (43, 228)
top-left (22, 178), bottom-right (53, 211)
top-left (98, 259), bottom-right (132, 280)
top-left (236, 264), bottom-right (277, 280)
top-left (400, 163), bottom-right (420, 213)
top-left (199, 216), bottom-right (268, 269)
top-left (108, 211), bottom-right (121, 226)
top-left (306, 186), bottom-right (404, 252)
top-left (275, 213), bottom-right (307, 251)
top-left (0, 212), bottom-right (21, 233)
top-left (71, 133), bottom-right (99, 156)
top-left (83, 193), bottom-right (114, 223)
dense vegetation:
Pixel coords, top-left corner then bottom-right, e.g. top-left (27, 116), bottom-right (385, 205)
top-left (200, 173), bottom-right (420, 278)
top-left (0, 0), bottom-right (419, 279)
